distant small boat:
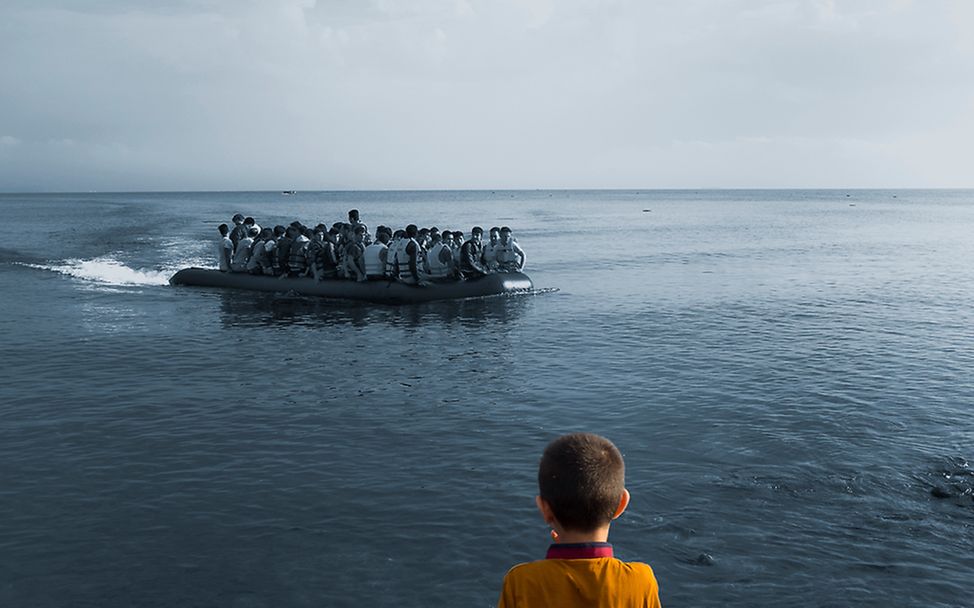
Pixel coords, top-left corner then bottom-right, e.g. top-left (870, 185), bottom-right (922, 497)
top-left (281, 190), bottom-right (296, 195)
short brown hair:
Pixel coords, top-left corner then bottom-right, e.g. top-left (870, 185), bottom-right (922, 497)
top-left (538, 433), bottom-right (625, 532)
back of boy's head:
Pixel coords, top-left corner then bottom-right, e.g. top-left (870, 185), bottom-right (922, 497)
top-left (538, 433), bottom-right (625, 532)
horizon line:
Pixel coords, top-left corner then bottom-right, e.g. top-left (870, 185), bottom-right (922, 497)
top-left (2, 187), bottom-right (973, 195)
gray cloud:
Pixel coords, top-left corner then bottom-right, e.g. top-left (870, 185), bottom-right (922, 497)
top-left (1, 0), bottom-right (971, 190)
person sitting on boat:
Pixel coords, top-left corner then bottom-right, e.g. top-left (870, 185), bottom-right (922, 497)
top-left (348, 209), bottom-right (372, 246)
top-left (275, 225), bottom-right (295, 277)
top-left (399, 224), bottom-right (429, 286)
top-left (243, 216), bottom-right (261, 238)
top-left (364, 230), bottom-right (390, 280)
top-left (231, 226), bottom-right (258, 272)
top-left (418, 227), bottom-right (431, 251)
top-left (305, 225), bottom-right (326, 278)
top-left (269, 225), bottom-right (287, 275)
top-left (385, 229), bottom-right (405, 278)
top-left (450, 230), bottom-right (464, 260)
top-left (229, 213), bottom-right (247, 249)
top-left (217, 224), bottom-right (234, 272)
top-left (287, 226), bottom-right (311, 277)
top-left (425, 231), bottom-right (455, 282)
top-left (375, 226), bottom-right (392, 257)
top-left (483, 226), bottom-right (501, 270)
top-left (258, 228), bottom-right (279, 276)
top-left (308, 226), bottom-right (339, 281)
top-left (342, 225), bottom-right (368, 282)
top-left (460, 226), bottom-right (490, 279)
top-left (496, 226), bottom-right (526, 272)
top-left (246, 228), bottom-right (273, 274)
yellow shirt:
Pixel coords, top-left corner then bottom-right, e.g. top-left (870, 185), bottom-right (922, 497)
top-left (498, 543), bottom-right (661, 608)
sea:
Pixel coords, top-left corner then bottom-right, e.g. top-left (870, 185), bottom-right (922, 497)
top-left (1, 189), bottom-right (972, 607)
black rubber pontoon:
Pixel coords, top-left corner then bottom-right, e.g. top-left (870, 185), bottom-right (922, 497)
top-left (169, 267), bottom-right (533, 304)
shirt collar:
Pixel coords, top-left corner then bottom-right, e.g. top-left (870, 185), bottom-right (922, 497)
top-left (545, 542), bottom-right (613, 560)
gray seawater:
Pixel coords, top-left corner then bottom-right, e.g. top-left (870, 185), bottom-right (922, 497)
top-left (1, 190), bottom-right (972, 607)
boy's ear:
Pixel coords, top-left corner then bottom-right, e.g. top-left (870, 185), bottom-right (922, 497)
top-left (535, 495), bottom-right (557, 526)
top-left (611, 488), bottom-right (631, 520)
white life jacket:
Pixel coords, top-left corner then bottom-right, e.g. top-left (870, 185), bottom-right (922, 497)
top-left (496, 239), bottom-right (519, 267)
top-left (483, 241), bottom-right (499, 268)
top-left (364, 242), bottom-right (388, 277)
top-left (426, 242), bottom-right (452, 278)
top-left (398, 238), bottom-right (422, 282)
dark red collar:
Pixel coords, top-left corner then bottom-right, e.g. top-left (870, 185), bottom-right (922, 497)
top-left (545, 542), bottom-right (614, 559)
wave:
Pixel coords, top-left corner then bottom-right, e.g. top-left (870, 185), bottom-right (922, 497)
top-left (17, 256), bottom-right (182, 286)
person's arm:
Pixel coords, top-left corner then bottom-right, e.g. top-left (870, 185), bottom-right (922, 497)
top-left (407, 242), bottom-right (428, 285)
top-left (513, 242), bottom-right (526, 270)
top-left (407, 242), bottom-right (418, 281)
top-left (326, 242), bottom-right (337, 268)
top-left (309, 244), bottom-right (323, 281)
top-left (222, 241), bottom-right (233, 270)
top-left (353, 245), bottom-right (366, 281)
top-left (263, 241), bottom-right (276, 272)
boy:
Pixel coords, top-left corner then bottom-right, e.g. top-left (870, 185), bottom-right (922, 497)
top-left (216, 224), bottom-right (233, 272)
top-left (498, 433), bottom-right (661, 608)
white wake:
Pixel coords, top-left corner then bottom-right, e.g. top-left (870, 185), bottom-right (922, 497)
top-left (19, 256), bottom-right (183, 286)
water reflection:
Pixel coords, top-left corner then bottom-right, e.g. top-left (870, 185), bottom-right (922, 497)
top-left (216, 289), bottom-right (539, 329)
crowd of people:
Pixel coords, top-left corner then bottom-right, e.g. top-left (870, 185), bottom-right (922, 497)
top-left (217, 209), bottom-right (525, 285)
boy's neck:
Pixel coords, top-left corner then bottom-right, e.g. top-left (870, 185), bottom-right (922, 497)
top-left (552, 525), bottom-right (611, 544)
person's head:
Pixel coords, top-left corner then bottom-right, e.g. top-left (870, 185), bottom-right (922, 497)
top-left (259, 228), bottom-right (273, 240)
top-left (453, 230), bottom-right (463, 244)
top-left (406, 224), bottom-right (418, 238)
top-left (354, 224), bottom-right (366, 242)
top-left (471, 226), bottom-right (483, 243)
top-left (489, 227), bottom-right (500, 243)
top-left (315, 223), bottom-right (328, 234)
top-left (218, 223), bottom-right (229, 236)
top-left (376, 231), bottom-right (390, 245)
top-left (431, 231), bottom-right (443, 244)
top-left (394, 229), bottom-right (405, 240)
top-left (500, 226), bottom-right (512, 243)
top-left (301, 227), bottom-right (313, 238)
top-left (247, 226), bottom-right (259, 238)
top-left (232, 213), bottom-right (244, 225)
top-left (348, 209), bottom-right (360, 222)
top-left (285, 226), bottom-right (298, 238)
top-left (244, 217), bottom-right (256, 227)
top-left (290, 220), bottom-right (303, 230)
top-left (536, 433), bottom-right (629, 534)
top-left (274, 225), bottom-right (286, 237)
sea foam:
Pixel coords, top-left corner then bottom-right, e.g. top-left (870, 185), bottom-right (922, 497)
top-left (19, 257), bottom-right (182, 286)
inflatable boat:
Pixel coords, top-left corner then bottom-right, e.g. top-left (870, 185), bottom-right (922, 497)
top-left (169, 267), bottom-right (534, 304)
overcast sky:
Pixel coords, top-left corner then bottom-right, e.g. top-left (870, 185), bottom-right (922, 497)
top-left (1, 0), bottom-right (972, 191)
